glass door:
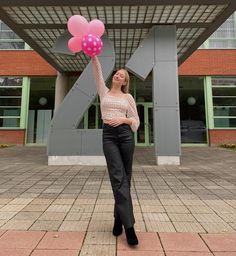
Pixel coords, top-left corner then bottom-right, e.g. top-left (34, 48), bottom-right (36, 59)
top-left (179, 77), bottom-right (207, 144)
top-left (135, 103), bottom-right (153, 146)
top-left (26, 77), bottom-right (55, 144)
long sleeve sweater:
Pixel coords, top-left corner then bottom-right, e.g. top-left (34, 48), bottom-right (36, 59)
top-left (91, 56), bottom-right (140, 132)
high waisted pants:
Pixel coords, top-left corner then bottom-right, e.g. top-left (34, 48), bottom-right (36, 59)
top-left (102, 123), bottom-right (135, 228)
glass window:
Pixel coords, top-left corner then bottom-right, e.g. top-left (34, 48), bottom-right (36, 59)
top-left (212, 77), bottom-right (236, 128)
top-left (0, 20), bottom-right (24, 50)
top-left (0, 77), bottom-right (23, 128)
top-left (201, 14), bottom-right (236, 49)
top-left (136, 75), bottom-right (152, 102)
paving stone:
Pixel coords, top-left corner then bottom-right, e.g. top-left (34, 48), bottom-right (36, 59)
top-left (65, 212), bottom-right (92, 221)
top-left (143, 213), bottom-right (170, 221)
top-left (1, 220), bottom-right (35, 230)
top-left (70, 204), bottom-right (94, 212)
top-left (165, 252), bottom-right (213, 256)
top-left (186, 205), bottom-right (214, 213)
top-left (57, 194), bottom-right (78, 199)
top-left (59, 221), bottom-right (89, 231)
top-left (159, 233), bottom-right (210, 252)
top-left (0, 248), bottom-right (33, 256)
top-left (134, 221), bottom-right (146, 232)
top-left (118, 232), bottom-right (162, 251)
top-left (141, 205), bottom-right (166, 213)
top-left (0, 204), bottom-right (26, 212)
top-left (160, 199), bottom-right (184, 206)
top-left (22, 205), bottom-right (49, 212)
top-left (84, 231), bottom-right (116, 245)
top-left (164, 206), bottom-right (190, 214)
top-left (36, 231), bottom-right (85, 250)
top-left (30, 220), bottom-right (61, 231)
top-left (201, 233), bottom-right (236, 252)
top-left (138, 199), bottom-right (162, 206)
top-left (31, 249), bottom-right (78, 256)
top-left (218, 214), bottom-right (236, 223)
top-left (210, 206), bottom-right (236, 214)
top-left (38, 212), bottom-right (67, 221)
top-left (172, 222), bottom-right (206, 232)
top-left (200, 222), bottom-right (235, 233)
top-left (133, 204), bottom-right (142, 213)
top-left (167, 213), bottom-right (197, 222)
top-left (79, 245), bottom-right (116, 256)
top-left (224, 200), bottom-right (236, 208)
top-left (193, 213), bottom-right (226, 223)
top-left (46, 205), bottom-right (71, 213)
top-left (145, 221), bottom-right (176, 232)
top-left (118, 251), bottom-right (165, 256)
top-left (0, 211), bottom-right (18, 220)
top-left (51, 199), bottom-right (75, 205)
top-left (0, 230), bottom-right (45, 249)
top-left (91, 212), bottom-right (113, 221)
top-left (8, 199), bottom-right (33, 205)
top-left (88, 220), bottom-right (113, 232)
top-left (12, 211), bottom-right (43, 220)
top-left (95, 199), bottom-right (114, 205)
top-left (229, 222), bottom-right (236, 229)
top-left (94, 204), bottom-right (114, 213)
top-left (0, 220), bottom-right (7, 227)
top-left (181, 200), bottom-right (207, 206)
top-left (0, 199), bottom-right (11, 204)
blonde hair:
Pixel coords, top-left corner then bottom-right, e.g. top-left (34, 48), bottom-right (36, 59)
top-left (119, 69), bottom-right (130, 93)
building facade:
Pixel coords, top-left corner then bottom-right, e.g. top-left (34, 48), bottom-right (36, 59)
top-left (0, 13), bottom-right (236, 147)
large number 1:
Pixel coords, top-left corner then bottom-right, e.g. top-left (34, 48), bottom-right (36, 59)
top-left (47, 36), bottom-right (115, 165)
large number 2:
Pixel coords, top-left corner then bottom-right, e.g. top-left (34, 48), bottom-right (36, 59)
top-left (47, 36), bottom-right (115, 164)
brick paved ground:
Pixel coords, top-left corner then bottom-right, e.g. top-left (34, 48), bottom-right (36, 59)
top-left (0, 145), bottom-right (235, 255)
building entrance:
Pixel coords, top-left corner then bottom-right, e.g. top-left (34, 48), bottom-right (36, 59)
top-left (26, 78), bottom-right (55, 144)
top-left (179, 77), bottom-right (208, 144)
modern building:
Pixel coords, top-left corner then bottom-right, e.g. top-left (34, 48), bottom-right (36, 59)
top-left (0, 3), bottom-right (235, 154)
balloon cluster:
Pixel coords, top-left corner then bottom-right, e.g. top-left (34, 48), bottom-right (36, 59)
top-left (67, 15), bottom-right (105, 57)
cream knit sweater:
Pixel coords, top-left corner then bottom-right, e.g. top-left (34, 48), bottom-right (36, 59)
top-left (92, 57), bottom-right (140, 132)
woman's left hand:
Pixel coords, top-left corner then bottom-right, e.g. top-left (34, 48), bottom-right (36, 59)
top-left (108, 117), bottom-right (127, 127)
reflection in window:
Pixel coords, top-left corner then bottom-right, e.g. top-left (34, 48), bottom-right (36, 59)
top-left (209, 15), bottom-right (236, 49)
top-left (0, 20), bottom-right (24, 49)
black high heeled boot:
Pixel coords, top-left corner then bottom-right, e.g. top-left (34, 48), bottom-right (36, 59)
top-left (112, 218), bottom-right (123, 236)
top-left (125, 226), bottom-right (138, 245)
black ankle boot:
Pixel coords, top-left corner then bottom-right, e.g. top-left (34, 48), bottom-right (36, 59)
top-left (125, 227), bottom-right (138, 245)
top-left (112, 218), bottom-right (122, 236)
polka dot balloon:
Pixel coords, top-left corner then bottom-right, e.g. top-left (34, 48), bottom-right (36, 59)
top-left (81, 34), bottom-right (103, 57)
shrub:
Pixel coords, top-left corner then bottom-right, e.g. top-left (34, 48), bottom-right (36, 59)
top-left (220, 143), bottom-right (236, 150)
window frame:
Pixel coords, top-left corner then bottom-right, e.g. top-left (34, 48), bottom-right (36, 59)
top-left (0, 77), bottom-right (23, 129)
top-left (211, 77), bottom-right (236, 129)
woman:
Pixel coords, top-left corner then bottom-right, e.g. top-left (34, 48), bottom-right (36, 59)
top-left (92, 56), bottom-right (140, 245)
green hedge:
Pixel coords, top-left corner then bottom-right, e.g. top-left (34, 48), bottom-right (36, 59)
top-left (220, 144), bottom-right (236, 150)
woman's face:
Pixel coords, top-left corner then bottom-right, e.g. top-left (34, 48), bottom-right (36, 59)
top-left (112, 70), bottom-right (126, 87)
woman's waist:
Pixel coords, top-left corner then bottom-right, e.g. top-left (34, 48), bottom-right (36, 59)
top-left (102, 121), bottom-right (131, 130)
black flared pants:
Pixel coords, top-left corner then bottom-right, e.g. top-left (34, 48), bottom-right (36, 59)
top-left (102, 123), bottom-right (135, 228)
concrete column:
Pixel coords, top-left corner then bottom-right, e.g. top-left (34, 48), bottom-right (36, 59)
top-left (54, 72), bottom-right (69, 110)
top-left (153, 25), bottom-right (181, 165)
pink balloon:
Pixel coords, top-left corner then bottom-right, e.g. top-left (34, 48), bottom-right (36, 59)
top-left (88, 19), bottom-right (105, 37)
top-left (82, 34), bottom-right (103, 57)
top-left (68, 37), bottom-right (82, 53)
top-left (67, 15), bottom-right (88, 37)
